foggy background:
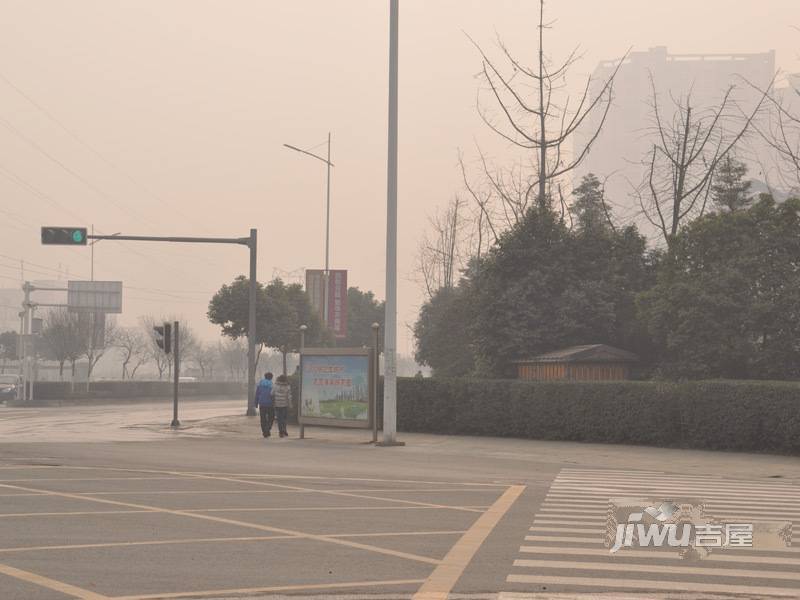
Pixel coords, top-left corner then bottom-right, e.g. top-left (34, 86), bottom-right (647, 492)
top-left (1, 0), bottom-right (798, 353)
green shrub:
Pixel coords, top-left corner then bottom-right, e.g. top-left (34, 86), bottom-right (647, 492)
top-left (381, 377), bottom-right (800, 455)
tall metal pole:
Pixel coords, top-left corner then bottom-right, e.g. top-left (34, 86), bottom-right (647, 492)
top-left (247, 228), bottom-right (258, 416)
top-left (171, 321), bottom-right (180, 428)
top-left (381, 0), bottom-right (402, 446)
top-left (90, 224), bottom-right (94, 281)
top-left (323, 132), bottom-right (332, 328)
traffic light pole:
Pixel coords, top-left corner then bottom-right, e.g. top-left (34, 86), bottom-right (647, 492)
top-left (171, 321), bottom-right (180, 428)
top-left (85, 231), bottom-right (259, 417)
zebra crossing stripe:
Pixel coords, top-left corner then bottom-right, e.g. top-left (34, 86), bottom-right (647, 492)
top-left (505, 574), bottom-right (800, 597)
top-left (512, 559), bottom-right (800, 581)
top-left (518, 546), bottom-right (800, 564)
top-left (524, 535), bottom-right (601, 543)
top-left (528, 527), bottom-right (603, 535)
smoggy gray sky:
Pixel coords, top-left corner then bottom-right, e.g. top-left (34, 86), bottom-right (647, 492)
top-left (1, 0), bottom-right (798, 351)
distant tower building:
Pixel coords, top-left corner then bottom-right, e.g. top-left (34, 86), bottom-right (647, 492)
top-left (576, 46), bottom-right (777, 236)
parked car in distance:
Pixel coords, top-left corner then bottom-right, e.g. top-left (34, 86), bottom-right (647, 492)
top-left (0, 374), bottom-right (20, 402)
top-left (178, 376), bottom-right (197, 382)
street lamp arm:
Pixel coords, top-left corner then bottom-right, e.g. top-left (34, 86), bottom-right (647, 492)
top-left (283, 143), bottom-right (335, 167)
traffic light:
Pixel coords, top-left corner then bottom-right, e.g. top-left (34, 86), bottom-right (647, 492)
top-left (41, 227), bottom-right (88, 245)
top-left (153, 322), bottom-right (172, 354)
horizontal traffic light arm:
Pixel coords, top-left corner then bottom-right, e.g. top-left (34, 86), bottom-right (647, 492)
top-left (87, 234), bottom-right (251, 246)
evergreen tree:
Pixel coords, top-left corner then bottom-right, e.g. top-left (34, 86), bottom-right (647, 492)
top-left (570, 173), bottom-right (611, 231)
top-left (711, 156), bottom-right (752, 213)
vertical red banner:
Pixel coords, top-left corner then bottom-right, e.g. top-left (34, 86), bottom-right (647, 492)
top-left (327, 270), bottom-right (348, 338)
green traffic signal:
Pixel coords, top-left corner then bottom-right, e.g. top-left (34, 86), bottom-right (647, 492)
top-left (41, 227), bottom-right (88, 245)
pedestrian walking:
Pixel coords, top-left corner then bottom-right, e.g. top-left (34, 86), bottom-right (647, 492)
top-left (255, 372), bottom-right (274, 438)
top-left (272, 374), bottom-right (293, 438)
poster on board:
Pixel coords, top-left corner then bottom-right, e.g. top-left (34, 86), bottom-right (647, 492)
top-left (299, 348), bottom-right (373, 428)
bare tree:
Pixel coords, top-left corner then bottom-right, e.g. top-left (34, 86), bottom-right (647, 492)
top-left (41, 309), bottom-right (84, 380)
top-left (749, 74), bottom-right (800, 193)
top-left (468, 0), bottom-right (626, 215)
top-left (636, 75), bottom-right (769, 247)
top-left (83, 315), bottom-right (118, 384)
top-left (218, 338), bottom-right (248, 382)
top-left (114, 327), bottom-right (149, 380)
top-left (191, 342), bottom-right (218, 380)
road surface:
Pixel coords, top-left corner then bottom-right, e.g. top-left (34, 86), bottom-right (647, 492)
top-left (1, 398), bottom-right (799, 599)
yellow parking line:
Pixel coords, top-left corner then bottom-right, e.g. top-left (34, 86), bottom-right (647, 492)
top-left (161, 471), bottom-right (484, 513)
top-left (0, 535), bottom-right (296, 554)
top-left (0, 477), bottom-right (182, 483)
top-left (0, 506), bottom-right (489, 519)
top-left (85, 487), bottom-right (499, 495)
top-left (0, 510), bottom-right (155, 518)
top-left (0, 482), bottom-right (442, 566)
top-left (413, 485), bottom-right (526, 600)
top-left (50, 464), bottom-right (507, 487)
top-left (0, 531), bottom-right (467, 555)
top-left (113, 578), bottom-right (426, 599)
top-left (0, 561), bottom-right (110, 599)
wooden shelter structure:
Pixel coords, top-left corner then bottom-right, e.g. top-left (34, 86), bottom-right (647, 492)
top-left (515, 344), bottom-right (637, 382)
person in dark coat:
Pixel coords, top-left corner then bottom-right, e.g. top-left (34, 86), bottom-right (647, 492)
top-left (255, 372), bottom-right (274, 438)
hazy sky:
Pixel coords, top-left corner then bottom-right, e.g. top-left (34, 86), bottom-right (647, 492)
top-left (1, 0), bottom-right (798, 352)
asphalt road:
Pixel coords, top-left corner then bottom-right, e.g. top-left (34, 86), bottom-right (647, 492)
top-left (1, 398), bottom-right (799, 599)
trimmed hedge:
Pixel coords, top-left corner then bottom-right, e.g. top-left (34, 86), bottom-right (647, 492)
top-left (384, 378), bottom-right (800, 455)
top-left (16, 380), bottom-right (246, 404)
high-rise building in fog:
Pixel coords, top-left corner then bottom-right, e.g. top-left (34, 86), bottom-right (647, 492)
top-left (576, 46), bottom-right (778, 234)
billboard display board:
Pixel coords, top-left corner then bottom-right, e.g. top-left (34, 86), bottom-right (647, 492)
top-left (299, 347), bottom-right (373, 428)
top-left (67, 281), bottom-right (122, 314)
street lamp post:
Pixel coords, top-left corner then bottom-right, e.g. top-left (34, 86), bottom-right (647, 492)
top-left (284, 135), bottom-right (334, 325)
top-left (379, 0), bottom-right (403, 446)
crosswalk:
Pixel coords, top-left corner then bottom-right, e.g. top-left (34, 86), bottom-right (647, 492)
top-left (503, 468), bottom-right (800, 597)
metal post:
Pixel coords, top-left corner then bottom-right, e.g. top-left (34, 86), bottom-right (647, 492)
top-left (17, 309), bottom-right (24, 403)
top-left (171, 321), bottom-right (180, 428)
top-left (90, 224), bottom-right (94, 281)
top-left (323, 132), bottom-right (331, 327)
top-left (247, 229), bottom-right (258, 416)
top-left (372, 322), bottom-right (380, 443)
top-left (299, 324), bottom-right (307, 440)
top-left (21, 282), bottom-right (31, 404)
top-left (380, 0), bottom-right (403, 446)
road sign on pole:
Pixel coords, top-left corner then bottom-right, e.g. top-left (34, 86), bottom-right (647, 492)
top-left (67, 281), bottom-right (122, 313)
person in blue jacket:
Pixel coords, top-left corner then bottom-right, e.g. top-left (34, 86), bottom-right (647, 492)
top-left (255, 372), bottom-right (274, 438)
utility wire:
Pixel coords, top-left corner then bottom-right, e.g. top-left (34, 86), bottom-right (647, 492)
top-left (0, 69), bottom-right (221, 234)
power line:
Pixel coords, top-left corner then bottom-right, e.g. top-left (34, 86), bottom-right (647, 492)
top-left (0, 162), bottom-right (87, 222)
top-left (0, 69), bottom-right (217, 234)
top-left (0, 115), bottom-right (158, 227)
